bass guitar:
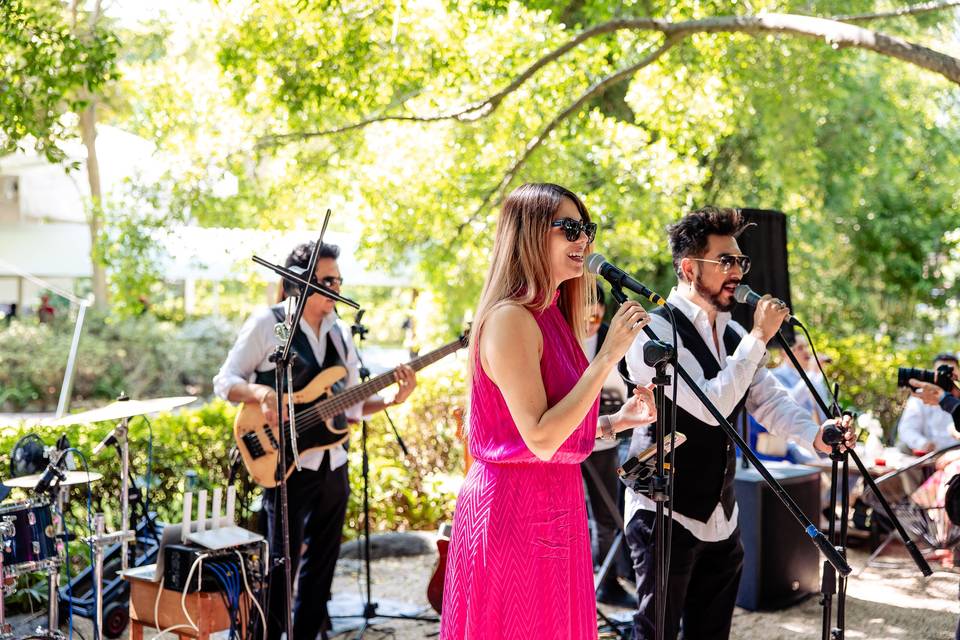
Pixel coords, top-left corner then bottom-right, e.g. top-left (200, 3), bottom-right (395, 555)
top-left (234, 333), bottom-right (468, 487)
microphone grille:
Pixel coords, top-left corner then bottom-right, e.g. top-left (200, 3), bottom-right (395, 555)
top-left (733, 284), bottom-right (752, 304)
top-left (585, 253), bottom-right (606, 276)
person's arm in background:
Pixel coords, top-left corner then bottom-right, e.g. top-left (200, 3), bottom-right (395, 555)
top-left (910, 379), bottom-right (960, 432)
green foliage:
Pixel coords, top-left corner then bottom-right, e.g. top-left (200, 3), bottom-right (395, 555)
top-left (199, 0), bottom-right (960, 344)
top-left (0, 0), bottom-right (119, 164)
top-left (811, 332), bottom-right (956, 440)
top-left (344, 357), bottom-right (467, 537)
top-left (0, 361), bottom-right (467, 563)
top-left (0, 314), bottom-right (236, 412)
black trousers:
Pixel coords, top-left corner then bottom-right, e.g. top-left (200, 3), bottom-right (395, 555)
top-left (626, 509), bottom-right (744, 640)
top-left (263, 455), bottom-right (350, 640)
top-left (581, 445), bottom-right (632, 587)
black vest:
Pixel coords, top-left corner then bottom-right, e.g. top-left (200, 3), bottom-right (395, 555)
top-left (254, 305), bottom-right (349, 435)
top-left (651, 305), bottom-right (749, 523)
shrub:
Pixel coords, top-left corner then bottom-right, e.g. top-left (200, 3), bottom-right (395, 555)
top-left (0, 314), bottom-right (236, 412)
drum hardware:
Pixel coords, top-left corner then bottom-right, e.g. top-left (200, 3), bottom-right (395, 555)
top-left (85, 516), bottom-right (136, 640)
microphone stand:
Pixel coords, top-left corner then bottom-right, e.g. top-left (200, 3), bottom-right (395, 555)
top-left (348, 312), bottom-right (437, 638)
top-left (608, 287), bottom-right (852, 640)
top-left (251, 214), bottom-right (360, 640)
top-left (772, 327), bottom-right (932, 640)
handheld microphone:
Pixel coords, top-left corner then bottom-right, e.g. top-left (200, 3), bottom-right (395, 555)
top-left (586, 254), bottom-right (666, 307)
top-left (733, 284), bottom-right (799, 327)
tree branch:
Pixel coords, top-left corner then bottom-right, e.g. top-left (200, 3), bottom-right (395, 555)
top-left (836, 0), bottom-right (960, 23)
top-left (645, 13), bottom-right (960, 85)
top-left (261, 10), bottom-right (960, 147)
top-left (450, 37), bottom-right (680, 246)
top-left (257, 19), bottom-right (645, 148)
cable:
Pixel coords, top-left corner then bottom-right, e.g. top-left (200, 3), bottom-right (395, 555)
top-left (796, 321), bottom-right (841, 416)
top-left (235, 550), bottom-right (267, 640)
top-left (151, 553), bottom-right (206, 640)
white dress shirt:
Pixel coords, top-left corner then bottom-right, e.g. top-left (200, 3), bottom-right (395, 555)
top-left (214, 306), bottom-right (372, 471)
top-left (624, 289), bottom-right (821, 542)
top-left (897, 396), bottom-right (958, 452)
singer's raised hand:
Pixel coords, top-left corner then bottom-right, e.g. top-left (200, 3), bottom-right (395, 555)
top-left (599, 300), bottom-right (648, 362)
top-left (749, 294), bottom-right (790, 343)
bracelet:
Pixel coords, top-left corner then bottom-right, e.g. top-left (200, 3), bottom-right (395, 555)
top-left (600, 414), bottom-right (616, 441)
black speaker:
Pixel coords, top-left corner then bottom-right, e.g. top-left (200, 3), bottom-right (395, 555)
top-left (731, 208), bottom-right (794, 344)
top-left (734, 462), bottom-right (820, 611)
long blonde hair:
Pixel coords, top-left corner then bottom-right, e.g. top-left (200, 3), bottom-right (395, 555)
top-left (469, 183), bottom-right (596, 379)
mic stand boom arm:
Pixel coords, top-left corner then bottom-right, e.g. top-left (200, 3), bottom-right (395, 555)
top-left (773, 328), bottom-right (931, 578)
top-left (623, 306), bottom-right (852, 577)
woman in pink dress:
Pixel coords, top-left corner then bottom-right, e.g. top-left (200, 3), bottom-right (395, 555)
top-left (440, 183), bottom-right (657, 639)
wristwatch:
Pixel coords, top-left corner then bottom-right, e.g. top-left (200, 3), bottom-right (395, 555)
top-left (600, 414), bottom-right (616, 441)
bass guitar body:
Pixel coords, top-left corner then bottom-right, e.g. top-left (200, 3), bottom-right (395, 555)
top-left (233, 366), bottom-right (348, 488)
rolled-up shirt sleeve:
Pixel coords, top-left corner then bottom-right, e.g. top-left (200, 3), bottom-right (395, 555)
top-left (747, 366), bottom-right (821, 452)
top-left (213, 309), bottom-right (274, 400)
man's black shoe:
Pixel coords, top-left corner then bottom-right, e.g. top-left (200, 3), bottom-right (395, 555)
top-left (597, 580), bottom-right (638, 608)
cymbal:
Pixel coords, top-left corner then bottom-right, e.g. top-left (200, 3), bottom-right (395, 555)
top-left (44, 396), bottom-right (197, 426)
top-left (4, 470), bottom-right (104, 489)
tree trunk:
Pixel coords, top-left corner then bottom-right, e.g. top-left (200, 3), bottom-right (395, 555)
top-left (80, 100), bottom-right (108, 311)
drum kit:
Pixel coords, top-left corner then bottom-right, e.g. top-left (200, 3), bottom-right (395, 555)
top-left (0, 396), bottom-right (196, 640)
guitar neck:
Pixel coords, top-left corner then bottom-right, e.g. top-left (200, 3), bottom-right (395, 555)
top-left (314, 338), bottom-right (464, 420)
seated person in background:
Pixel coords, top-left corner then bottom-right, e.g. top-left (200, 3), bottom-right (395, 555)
top-left (897, 353), bottom-right (960, 455)
top-left (769, 334), bottom-right (812, 390)
top-left (788, 352), bottom-right (832, 425)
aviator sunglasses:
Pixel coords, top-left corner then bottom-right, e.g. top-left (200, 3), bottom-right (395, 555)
top-left (689, 255), bottom-right (752, 275)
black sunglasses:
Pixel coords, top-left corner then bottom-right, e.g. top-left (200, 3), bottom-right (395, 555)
top-left (551, 218), bottom-right (597, 243)
top-left (319, 276), bottom-right (344, 288)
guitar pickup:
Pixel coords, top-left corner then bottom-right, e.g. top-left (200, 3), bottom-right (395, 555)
top-left (242, 432), bottom-right (266, 459)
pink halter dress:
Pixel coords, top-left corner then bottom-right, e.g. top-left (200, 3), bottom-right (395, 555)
top-left (440, 295), bottom-right (600, 639)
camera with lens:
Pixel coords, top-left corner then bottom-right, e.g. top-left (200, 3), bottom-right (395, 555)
top-left (897, 364), bottom-right (955, 392)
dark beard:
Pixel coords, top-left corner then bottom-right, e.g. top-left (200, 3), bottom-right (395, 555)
top-left (694, 272), bottom-right (737, 312)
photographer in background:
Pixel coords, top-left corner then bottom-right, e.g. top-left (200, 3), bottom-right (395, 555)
top-left (897, 353), bottom-right (960, 453)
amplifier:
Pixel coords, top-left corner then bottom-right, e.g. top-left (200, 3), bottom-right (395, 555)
top-left (163, 542), bottom-right (263, 593)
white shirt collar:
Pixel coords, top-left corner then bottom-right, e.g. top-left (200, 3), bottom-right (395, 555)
top-left (298, 311), bottom-right (339, 342)
top-left (667, 286), bottom-right (732, 336)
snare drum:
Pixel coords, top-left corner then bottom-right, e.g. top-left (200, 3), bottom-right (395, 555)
top-left (0, 499), bottom-right (58, 577)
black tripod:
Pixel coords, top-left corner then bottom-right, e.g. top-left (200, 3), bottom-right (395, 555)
top-left (774, 326), bottom-right (932, 640)
top-left (349, 311), bottom-right (438, 638)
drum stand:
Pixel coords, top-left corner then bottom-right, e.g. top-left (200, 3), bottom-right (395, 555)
top-left (88, 414), bottom-right (137, 640)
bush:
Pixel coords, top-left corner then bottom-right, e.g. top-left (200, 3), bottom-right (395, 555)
top-left (796, 330), bottom-right (955, 441)
top-left (0, 356), bottom-right (468, 550)
top-left (0, 313), bottom-right (236, 412)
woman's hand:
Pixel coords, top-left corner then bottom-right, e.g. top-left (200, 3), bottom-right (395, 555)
top-left (614, 384), bottom-right (657, 431)
top-left (597, 301), bottom-right (649, 363)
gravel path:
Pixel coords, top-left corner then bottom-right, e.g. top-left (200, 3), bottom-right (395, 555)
top-left (329, 546), bottom-right (958, 639)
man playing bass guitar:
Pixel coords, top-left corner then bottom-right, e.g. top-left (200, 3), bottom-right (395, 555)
top-left (213, 241), bottom-right (417, 640)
